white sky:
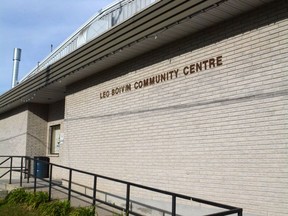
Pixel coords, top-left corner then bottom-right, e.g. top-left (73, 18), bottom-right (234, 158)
top-left (0, 0), bottom-right (115, 94)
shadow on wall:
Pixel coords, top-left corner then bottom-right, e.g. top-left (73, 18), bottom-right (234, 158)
top-left (0, 104), bottom-right (27, 121)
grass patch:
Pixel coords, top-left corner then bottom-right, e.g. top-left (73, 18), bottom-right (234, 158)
top-left (0, 189), bottom-right (96, 216)
top-left (70, 206), bottom-right (96, 216)
top-left (0, 198), bottom-right (39, 216)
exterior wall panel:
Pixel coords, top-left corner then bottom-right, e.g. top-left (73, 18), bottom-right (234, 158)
top-left (26, 103), bottom-right (48, 157)
top-left (63, 2), bottom-right (288, 215)
top-left (0, 106), bottom-right (28, 156)
top-left (0, 106), bottom-right (28, 180)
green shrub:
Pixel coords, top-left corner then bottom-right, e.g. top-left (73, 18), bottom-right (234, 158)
top-left (5, 188), bottom-right (49, 210)
top-left (5, 188), bottom-right (28, 204)
top-left (0, 198), bottom-right (6, 205)
top-left (26, 191), bottom-right (49, 209)
top-left (69, 206), bottom-right (95, 216)
top-left (4, 189), bottom-right (96, 216)
top-left (38, 200), bottom-right (70, 216)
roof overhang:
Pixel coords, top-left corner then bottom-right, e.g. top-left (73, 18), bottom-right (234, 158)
top-left (0, 0), bottom-right (274, 114)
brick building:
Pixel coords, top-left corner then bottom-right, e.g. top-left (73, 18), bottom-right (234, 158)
top-left (0, 0), bottom-right (287, 215)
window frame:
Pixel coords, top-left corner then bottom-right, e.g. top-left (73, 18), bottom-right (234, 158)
top-left (49, 124), bottom-right (61, 155)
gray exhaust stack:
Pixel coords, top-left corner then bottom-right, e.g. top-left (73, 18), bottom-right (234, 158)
top-left (11, 48), bottom-right (21, 88)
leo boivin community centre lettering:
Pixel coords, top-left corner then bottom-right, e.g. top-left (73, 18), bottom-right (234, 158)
top-left (99, 55), bottom-right (223, 99)
top-left (183, 55), bottom-right (222, 75)
top-left (134, 69), bottom-right (179, 89)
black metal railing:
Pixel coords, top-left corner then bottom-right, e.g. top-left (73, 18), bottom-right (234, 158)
top-left (0, 155), bottom-right (243, 216)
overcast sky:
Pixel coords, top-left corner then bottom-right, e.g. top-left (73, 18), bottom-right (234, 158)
top-left (0, 0), bottom-right (114, 94)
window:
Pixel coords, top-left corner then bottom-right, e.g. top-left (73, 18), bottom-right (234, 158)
top-left (49, 125), bottom-right (60, 154)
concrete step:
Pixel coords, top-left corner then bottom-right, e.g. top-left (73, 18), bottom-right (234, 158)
top-left (0, 179), bottom-right (62, 192)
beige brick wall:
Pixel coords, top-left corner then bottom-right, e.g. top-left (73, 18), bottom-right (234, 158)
top-left (0, 105), bottom-right (28, 156)
top-left (26, 103), bottom-right (48, 157)
top-left (0, 105), bottom-right (28, 180)
top-left (62, 2), bottom-right (288, 216)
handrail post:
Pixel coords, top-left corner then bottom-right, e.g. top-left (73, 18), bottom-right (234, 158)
top-left (126, 184), bottom-right (130, 216)
top-left (25, 157), bottom-right (27, 182)
top-left (20, 157), bottom-right (23, 187)
top-left (68, 169), bottom-right (72, 201)
top-left (93, 175), bottom-right (97, 206)
top-left (172, 195), bottom-right (176, 216)
top-left (238, 208), bottom-right (243, 216)
top-left (9, 157), bottom-right (13, 184)
top-left (34, 159), bottom-right (37, 193)
top-left (49, 164), bottom-right (53, 201)
top-left (27, 157), bottom-right (31, 183)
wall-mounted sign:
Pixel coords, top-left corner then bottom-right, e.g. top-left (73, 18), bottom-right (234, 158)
top-left (100, 55), bottom-right (222, 99)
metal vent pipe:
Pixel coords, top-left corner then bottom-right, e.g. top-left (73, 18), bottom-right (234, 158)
top-left (11, 48), bottom-right (21, 88)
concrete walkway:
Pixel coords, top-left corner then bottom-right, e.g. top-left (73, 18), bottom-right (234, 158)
top-left (0, 179), bottom-right (245, 216)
